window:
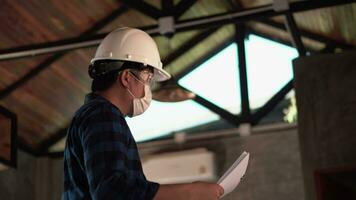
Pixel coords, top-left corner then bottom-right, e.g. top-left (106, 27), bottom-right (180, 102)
top-left (127, 34), bottom-right (298, 142)
top-left (126, 100), bottom-right (218, 142)
top-left (179, 43), bottom-right (241, 114)
top-left (246, 35), bottom-right (298, 109)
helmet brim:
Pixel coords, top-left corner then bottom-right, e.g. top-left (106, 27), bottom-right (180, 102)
top-left (153, 67), bottom-right (171, 82)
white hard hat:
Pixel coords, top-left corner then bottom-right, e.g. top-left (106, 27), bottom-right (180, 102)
top-left (91, 27), bottom-right (171, 81)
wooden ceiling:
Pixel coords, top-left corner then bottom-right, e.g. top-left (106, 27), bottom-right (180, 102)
top-left (0, 0), bottom-right (355, 156)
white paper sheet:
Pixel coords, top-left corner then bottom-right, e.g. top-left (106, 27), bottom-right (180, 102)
top-left (217, 151), bottom-right (249, 198)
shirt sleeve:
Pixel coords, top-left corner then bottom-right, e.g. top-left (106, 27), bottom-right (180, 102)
top-left (81, 104), bottom-right (159, 200)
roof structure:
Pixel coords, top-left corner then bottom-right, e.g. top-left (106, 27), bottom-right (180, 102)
top-left (0, 0), bottom-right (355, 160)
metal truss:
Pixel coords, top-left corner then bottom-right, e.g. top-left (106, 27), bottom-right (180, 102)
top-left (0, 0), bottom-right (354, 156)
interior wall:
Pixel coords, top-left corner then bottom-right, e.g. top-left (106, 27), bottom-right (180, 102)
top-left (0, 124), bottom-right (305, 200)
top-left (0, 151), bottom-right (63, 200)
top-left (0, 151), bottom-right (36, 200)
top-left (34, 157), bottom-right (64, 200)
top-left (139, 125), bottom-right (304, 200)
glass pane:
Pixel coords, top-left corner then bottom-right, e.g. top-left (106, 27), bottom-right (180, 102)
top-left (179, 43), bottom-right (241, 114)
top-left (246, 35), bottom-right (298, 110)
top-left (126, 100), bottom-right (219, 142)
top-left (127, 35), bottom-right (299, 142)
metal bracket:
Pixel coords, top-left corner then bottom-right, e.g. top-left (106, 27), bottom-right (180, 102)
top-left (238, 123), bottom-right (251, 136)
top-left (273, 0), bottom-right (290, 12)
top-left (158, 16), bottom-right (175, 35)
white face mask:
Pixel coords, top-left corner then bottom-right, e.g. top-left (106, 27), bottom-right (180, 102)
top-left (126, 74), bottom-right (152, 117)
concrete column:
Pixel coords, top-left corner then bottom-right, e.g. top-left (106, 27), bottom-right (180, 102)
top-left (293, 50), bottom-right (356, 200)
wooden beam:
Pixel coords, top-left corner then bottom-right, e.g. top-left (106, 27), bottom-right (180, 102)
top-left (0, 6), bottom-right (127, 100)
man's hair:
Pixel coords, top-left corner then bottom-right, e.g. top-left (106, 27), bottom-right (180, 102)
top-left (90, 60), bottom-right (153, 92)
top-left (90, 60), bottom-right (119, 92)
top-left (91, 71), bottom-right (118, 92)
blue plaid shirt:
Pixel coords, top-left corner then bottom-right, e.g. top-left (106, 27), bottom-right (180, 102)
top-left (62, 93), bottom-right (159, 200)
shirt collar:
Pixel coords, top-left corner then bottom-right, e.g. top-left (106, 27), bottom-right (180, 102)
top-left (84, 92), bottom-right (107, 104)
top-left (84, 93), bottom-right (124, 115)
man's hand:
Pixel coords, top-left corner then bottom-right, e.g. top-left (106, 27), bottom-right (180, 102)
top-left (154, 181), bottom-right (224, 200)
top-left (188, 181), bottom-right (224, 200)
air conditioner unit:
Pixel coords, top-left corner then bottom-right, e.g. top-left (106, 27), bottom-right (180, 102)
top-left (142, 148), bottom-right (217, 184)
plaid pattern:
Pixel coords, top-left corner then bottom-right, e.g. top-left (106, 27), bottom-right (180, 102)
top-left (62, 93), bottom-right (159, 200)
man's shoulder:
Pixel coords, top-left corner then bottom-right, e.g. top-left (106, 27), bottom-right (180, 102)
top-left (75, 99), bottom-right (122, 121)
top-left (69, 100), bottom-right (128, 138)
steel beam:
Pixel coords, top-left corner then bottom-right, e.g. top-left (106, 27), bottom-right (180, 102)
top-left (246, 28), bottom-right (294, 49)
top-left (162, 28), bottom-right (219, 65)
top-left (45, 151), bottom-right (63, 158)
top-left (235, 24), bottom-right (251, 122)
top-left (121, 0), bottom-right (161, 19)
top-left (38, 128), bottom-right (67, 154)
top-left (1, 0), bottom-right (354, 154)
top-left (171, 0), bottom-right (355, 32)
top-left (174, 0), bottom-right (198, 19)
top-left (259, 19), bottom-right (354, 49)
top-left (251, 79), bottom-right (294, 125)
top-left (284, 13), bottom-right (307, 56)
top-left (18, 140), bottom-right (41, 156)
top-left (178, 85), bottom-right (241, 126)
top-left (319, 43), bottom-right (337, 53)
top-left (161, 0), bottom-right (174, 17)
top-left (173, 35), bottom-right (243, 126)
top-left (0, 34), bottom-right (106, 61)
top-left (0, 0), bottom-right (353, 61)
top-left (175, 36), bottom-right (234, 80)
top-left (0, 24), bottom-right (158, 61)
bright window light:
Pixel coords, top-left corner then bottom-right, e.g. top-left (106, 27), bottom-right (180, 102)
top-left (126, 34), bottom-right (298, 142)
top-left (246, 35), bottom-right (298, 109)
top-left (179, 43), bottom-right (241, 114)
top-left (126, 100), bottom-right (219, 142)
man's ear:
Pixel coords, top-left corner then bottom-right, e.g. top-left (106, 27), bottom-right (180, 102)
top-left (118, 69), bottom-right (130, 88)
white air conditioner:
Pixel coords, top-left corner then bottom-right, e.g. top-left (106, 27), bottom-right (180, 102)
top-left (142, 148), bottom-right (217, 184)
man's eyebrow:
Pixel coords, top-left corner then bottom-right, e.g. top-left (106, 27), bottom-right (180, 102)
top-left (140, 69), bottom-right (154, 74)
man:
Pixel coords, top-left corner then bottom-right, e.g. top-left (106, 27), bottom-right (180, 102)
top-left (62, 27), bottom-right (224, 200)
